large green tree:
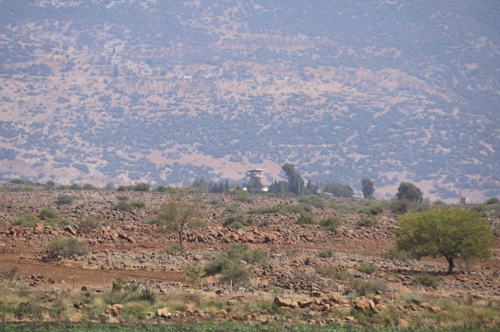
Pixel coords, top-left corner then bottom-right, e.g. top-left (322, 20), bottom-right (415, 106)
top-left (395, 208), bottom-right (496, 274)
top-left (396, 182), bottom-right (423, 202)
top-left (361, 177), bottom-right (375, 198)
top-left (281, 163), bottom-right (304, 196)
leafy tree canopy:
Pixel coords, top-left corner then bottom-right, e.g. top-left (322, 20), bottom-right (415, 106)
top-left (395, 207), bottom-right (496, 274)
top-left (396, 182), bottom-right (423, 202)
top-left (361, 177), bottom-right (375, 198)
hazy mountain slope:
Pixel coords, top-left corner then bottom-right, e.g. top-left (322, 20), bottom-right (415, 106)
top-left (0, 0), bottom-right (499, 201)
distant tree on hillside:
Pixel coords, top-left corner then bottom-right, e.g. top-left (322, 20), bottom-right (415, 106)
top-left (396, 182), bottom-right (423, 202)
top-left (323, 182), bottom-right (354, 198)
top-left (361, 177), bottom-right (375, 198)
top-left (268, 180), bottom-right (290, 195)
top-left (282, 163), bottom-right (304, 196)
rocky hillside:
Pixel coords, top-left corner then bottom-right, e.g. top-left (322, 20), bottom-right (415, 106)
top-left (0, 1), bottom-right (499, 201)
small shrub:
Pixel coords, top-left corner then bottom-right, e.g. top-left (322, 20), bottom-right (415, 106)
top-left (223, 214), bottom-right (253, 227)
top-left (369, 205), bottom-right (384, 215)
top-left (0, 219), bottom-right (7, 227)
top-left (39, 207), bottom-right (59, 220)
top-left (357, 262), bottom-right (378, 274)
top-left (10, 178), bottom-right (24, 184)
top-left (234, 190), bottom-right (253, 203)
top-left (180, 262), bottom-right (204, 287)
top-left (220, 260), bottom-right (250, 286)
top-left (383, 247), bottom-right (411, 262)
top-left (3, 266), bottom-right (19, 281)
top-left (133, 183), bottom-right (150, 192)
top-left (411, 201), bottom-right (431, 213)
top-left (44, 217), bottom-right (74, 228)
top-left (390, 198), bottom-right (411, 214)
top-left (357, 216), bottom-right (378, 227)
top-left (139, 287), bottom-right (156, 304)
top-left (413, 273), bottom-right (442, 288)
top-left (295, 214), bottom-right (316, 225)
top-left (79, 216), bottom-right (100, 229)
top-left (315, 266), bottom-right (352, 281)
top-left (486, 197), bottom-right (499, 205)
top-left (163, 243), bottom-right (182, 254)
top-left (114, 201), bottom-right (133, 211)
top-left (224, 204), bottom-right (239, 214)
top-left (229, 221), bottom-right (244, 229)
top-left (190, 219), bottom-right (207, 229)
top-left (47, 238), bottom-right (89, 258)
top-left (15, 302), bottom-right (43, 318)
top-left (351, 279), bottom-right (390, 296)
top-left (56, 195), bottom-right (75, 205)
top-left (117, 185), bottom-right (130, 192)
top-left (319, 216), bottom-right (341, 232)
top-left (116, 195), bottom-right (129, 201)
top-left (154, 185), bottom-right (167, 192)
top-left (279, 204), bottom-right (306, 215)
top-left (12, 215), bottom-right (38, 228)
top-left (129, 200), bottom-right (145, 208)
top-left (359, 204), bottom-right (383, 215)
top-left (298, 195), bottom-right (325, 209)
top-left (112, 278), bottom-right (127, 292)
top-left (317, 248), bottom-right (335, 258)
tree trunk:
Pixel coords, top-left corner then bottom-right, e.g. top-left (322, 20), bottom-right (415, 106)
top-left (179, 225), bottom-right (184, 249)
top-left (446, 256), bottom-right (454, 274)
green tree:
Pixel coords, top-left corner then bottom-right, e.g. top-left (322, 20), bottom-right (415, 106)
top-left (324, 182), bottom-right (354, 197)
top-left (396, 182), bottom-right (423, 202)
top-left (268, 180), bottom-right (290, 195)
top-left (361, 177), bottom-right (375, 198)
top-left (154, 197), bottom-right (201, 249)
top-left (281, 163), bottom-right (304, 196)
top-left (395, 208), bottom-right (496, 274)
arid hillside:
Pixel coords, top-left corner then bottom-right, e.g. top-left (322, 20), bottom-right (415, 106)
top-left (0, 185), bottom-right (499, 328)
top-left (0, 1), bottom-right (499, 202)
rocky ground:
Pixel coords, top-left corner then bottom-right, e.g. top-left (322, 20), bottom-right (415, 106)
top-left (0, 185), bottom-right (499, 328)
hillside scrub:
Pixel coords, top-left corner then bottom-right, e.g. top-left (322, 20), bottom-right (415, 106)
top-left (46, 238), bottom-right (88, 259)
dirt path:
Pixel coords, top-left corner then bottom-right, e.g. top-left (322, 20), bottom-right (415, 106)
top-left (0, 254), bottom-right (182, 288)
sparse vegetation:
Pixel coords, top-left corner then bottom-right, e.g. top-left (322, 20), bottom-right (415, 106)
top-left (383, 247), bottom-right (411, 262)
top-left (295, 213), bottom-right (316, 225)
top-left (163, 243), bottom-right (182, 255)
top-left (46, 238), bottom-right (89, 259)
top-left (413, 273), bottom-right (442, 288)
top-left (486, 197), bottom-right (499, 205)
top-left (357, 262), bottom-right (378, 274)
top-left (319, 216), bottom-right (341, 232)
top-left (12, 215), bottom-right (38, 228)
top-left (129, 200), bottom-right (145, 208)
top-left (78, 216), bottom-right (100, 229)
top-left (39, 207), bottom-right (58, 220)
top-left (298, 195), bottom-right (325, 209)
top-left (390, 198), bottom-right (412, 214)
top-left (180, 262), bottom-right (204, 287)
top-left (56, 195), bottom-right (75, 205)
top-left (317, 248), bottom-right (335, 258)
top-left (357, 216), bottom-right (378, 227)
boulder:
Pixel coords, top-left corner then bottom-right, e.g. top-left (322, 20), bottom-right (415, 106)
top-left (299, 299), bottom-right (314, 308)
top-left (399, 319), bottom-right (410, 328)
top-left (156, 307), bottom-right (170, 318)
top-left (274, 297), bottom-right (293, 308)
